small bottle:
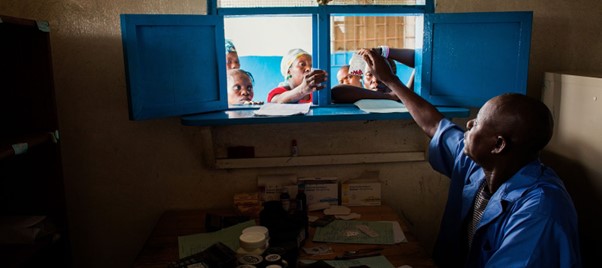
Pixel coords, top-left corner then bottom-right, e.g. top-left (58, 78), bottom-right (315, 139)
top-left (296, 183), bottom-right (309, 242)
top-left (296, 184), bottom-right (307, 213)
top-left (280, 187), bottom-right (290, 212)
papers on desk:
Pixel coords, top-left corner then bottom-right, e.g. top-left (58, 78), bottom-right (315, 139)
top-left (178, 220), bottom-right (256, 258)
top-left (253, 102), bottom-right (311, 116)
top-left (300, 255), bottom-right (396, 268)
top-left (354, 99), bottom-right (408, 113)
top-left (312, 220), bottom-right (407, 245)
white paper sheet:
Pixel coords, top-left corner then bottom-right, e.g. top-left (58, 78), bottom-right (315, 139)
top-left (354, 99), bottom-right (408, 113)
top-left (253, 102), bottom-right (311, 116)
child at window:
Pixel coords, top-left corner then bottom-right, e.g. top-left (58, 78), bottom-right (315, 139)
top-left (363, 58), bottom-right (398, 92)
top-left (227, 69), bottom-right (263, 105)
top-left (331, 46), bottom-right (415, 103)
top-left (267, 48), bottom-right (328, 104)
top-left (336, 65), bottom-right (363, 88)
top-left (225, 39), bottom-right (240, 70)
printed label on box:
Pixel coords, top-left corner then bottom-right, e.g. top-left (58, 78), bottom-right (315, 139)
top-left (341, 182), bottom-right (381, 206)
top-left (305, 183), bottom-right (339, 205)
top-left (298, 177), bottom-right (339, 205)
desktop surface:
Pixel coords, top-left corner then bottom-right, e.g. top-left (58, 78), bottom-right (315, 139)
top-left (133, 205), bottom-right (435, 268)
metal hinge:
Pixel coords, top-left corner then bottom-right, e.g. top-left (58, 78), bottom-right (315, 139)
top-left (36, 20), bottom-right (50, 32)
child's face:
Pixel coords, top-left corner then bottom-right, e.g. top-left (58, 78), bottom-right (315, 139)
top-left (227, 72), bottom-right (254, 104)
top-left (337, 67), bottom-right (362, 87)
top-left (363, 59), bottom-right (396, 90)
top-left (336, 67), bottom-right (350, 84)
top-left (288, 54), bottom-right (312, 88)
top-left (226, 52), bottom-right (240, 70)
top-left (363, 70), bottom-right (378, 90)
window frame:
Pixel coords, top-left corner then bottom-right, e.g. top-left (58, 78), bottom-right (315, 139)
top-left (214, 2), bottom-right (433, 106)
top-left (120, 0), bottom-right (533, 125)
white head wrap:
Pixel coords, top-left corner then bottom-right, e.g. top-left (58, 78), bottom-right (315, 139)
top-left (280, 48), bottom-right (311, 79)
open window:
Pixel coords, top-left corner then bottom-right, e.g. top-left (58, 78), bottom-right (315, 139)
top-left (120, 0), bottom-right (531, 125)
top-left (224, 15), bottom-right (313, 106)
top-left (330, 14), bottom-right (418, 88)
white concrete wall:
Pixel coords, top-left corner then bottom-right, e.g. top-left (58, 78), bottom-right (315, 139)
top-left (542, 72), bottom-right (602, 264)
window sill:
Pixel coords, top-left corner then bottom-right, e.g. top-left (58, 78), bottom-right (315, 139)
top-left (181, 104), bottom-right (470, 126)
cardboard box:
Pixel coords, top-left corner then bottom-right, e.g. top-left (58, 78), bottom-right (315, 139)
top-left (341, 182), bottom-right (381, 206)
top-left (298, 177), bottom-right (339, 205)
top-left (257, 174), bottom-right (297, 202)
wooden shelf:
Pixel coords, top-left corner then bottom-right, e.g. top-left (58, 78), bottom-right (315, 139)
top-left (0, 131), bottom-right (58, 161)
top-left (214, 151), bottom-right (425, 169)
top-left (199, 126), bottom-right (428, 169)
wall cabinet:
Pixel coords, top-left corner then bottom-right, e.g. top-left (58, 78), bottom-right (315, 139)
top-left (0, 15), bottom-right (71, 267)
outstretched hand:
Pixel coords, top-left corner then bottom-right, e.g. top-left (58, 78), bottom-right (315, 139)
top-left (358, 49), bottom-right (398, 85)
top-left (302, 69), bottom-right (328, 94)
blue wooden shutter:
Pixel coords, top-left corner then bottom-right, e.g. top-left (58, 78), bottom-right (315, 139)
top-left (419, 12), bottom-right (532, 107)
top-left (120, 14), bottom-right (227, 120)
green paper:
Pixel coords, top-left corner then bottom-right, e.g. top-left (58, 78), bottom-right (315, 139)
top-left (313, 220), bottom-right (396, 244)
top-left (178, 220), bottom-right (256, 258)
top-left (300, 255), bottom-right (395, 268)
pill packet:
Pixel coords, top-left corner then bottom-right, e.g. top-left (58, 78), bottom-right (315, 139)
top-left (348, 53), bottom-right (367, 76)
top-left (342, 228), bottom-right (360, 237)
top-left (356, 224), bottom-right (379, 238)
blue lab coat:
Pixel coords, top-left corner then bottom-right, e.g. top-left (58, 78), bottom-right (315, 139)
top-left (428, 119), bottom-right (581, 267)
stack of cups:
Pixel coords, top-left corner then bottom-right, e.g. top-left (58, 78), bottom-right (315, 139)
top-left (236, 226), bottom-right (270, 267)
top-left (242, 226), bottom-right (270, 247)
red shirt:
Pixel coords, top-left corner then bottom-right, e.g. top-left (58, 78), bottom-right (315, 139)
top-left (267, 86), bottom-right (313, 103)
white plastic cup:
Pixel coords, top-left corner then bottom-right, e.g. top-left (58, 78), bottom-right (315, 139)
top-left (239, 232), bottom-right (266, 250)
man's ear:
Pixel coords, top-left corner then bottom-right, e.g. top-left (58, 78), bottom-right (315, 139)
top-left (491, 136), bottom-right (508, 154)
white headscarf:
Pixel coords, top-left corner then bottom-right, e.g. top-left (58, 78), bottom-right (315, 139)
top-left (280, 48), bottom-right (311, 80)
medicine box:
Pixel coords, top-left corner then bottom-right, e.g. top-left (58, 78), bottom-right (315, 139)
top-left (298, 177), bottom-right (339, 205)
top-left (341, 182), bottom-right (381, 206)
top-left (257, 174), bottom-right (297, 202)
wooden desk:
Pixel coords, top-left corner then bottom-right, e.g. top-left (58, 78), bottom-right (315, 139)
top-left (133, 206), bottom-right (435, 268)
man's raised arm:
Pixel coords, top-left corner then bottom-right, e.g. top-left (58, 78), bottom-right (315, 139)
top-left (359, 49), bottom-right (444, 138)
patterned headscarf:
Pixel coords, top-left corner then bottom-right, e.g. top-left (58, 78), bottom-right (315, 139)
top-left (280, 48), bottom-right (311, 80)
top-left (225, 39), bottom-right (237, 54)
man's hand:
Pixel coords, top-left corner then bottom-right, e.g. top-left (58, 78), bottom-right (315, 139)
top-left (358, 49), bottom-right (443, 138)
top-left (358, 49), bottom-right (399, 85)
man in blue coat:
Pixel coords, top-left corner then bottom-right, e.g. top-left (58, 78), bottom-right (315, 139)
top-left (358, 48), bottom-right (581, 267)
